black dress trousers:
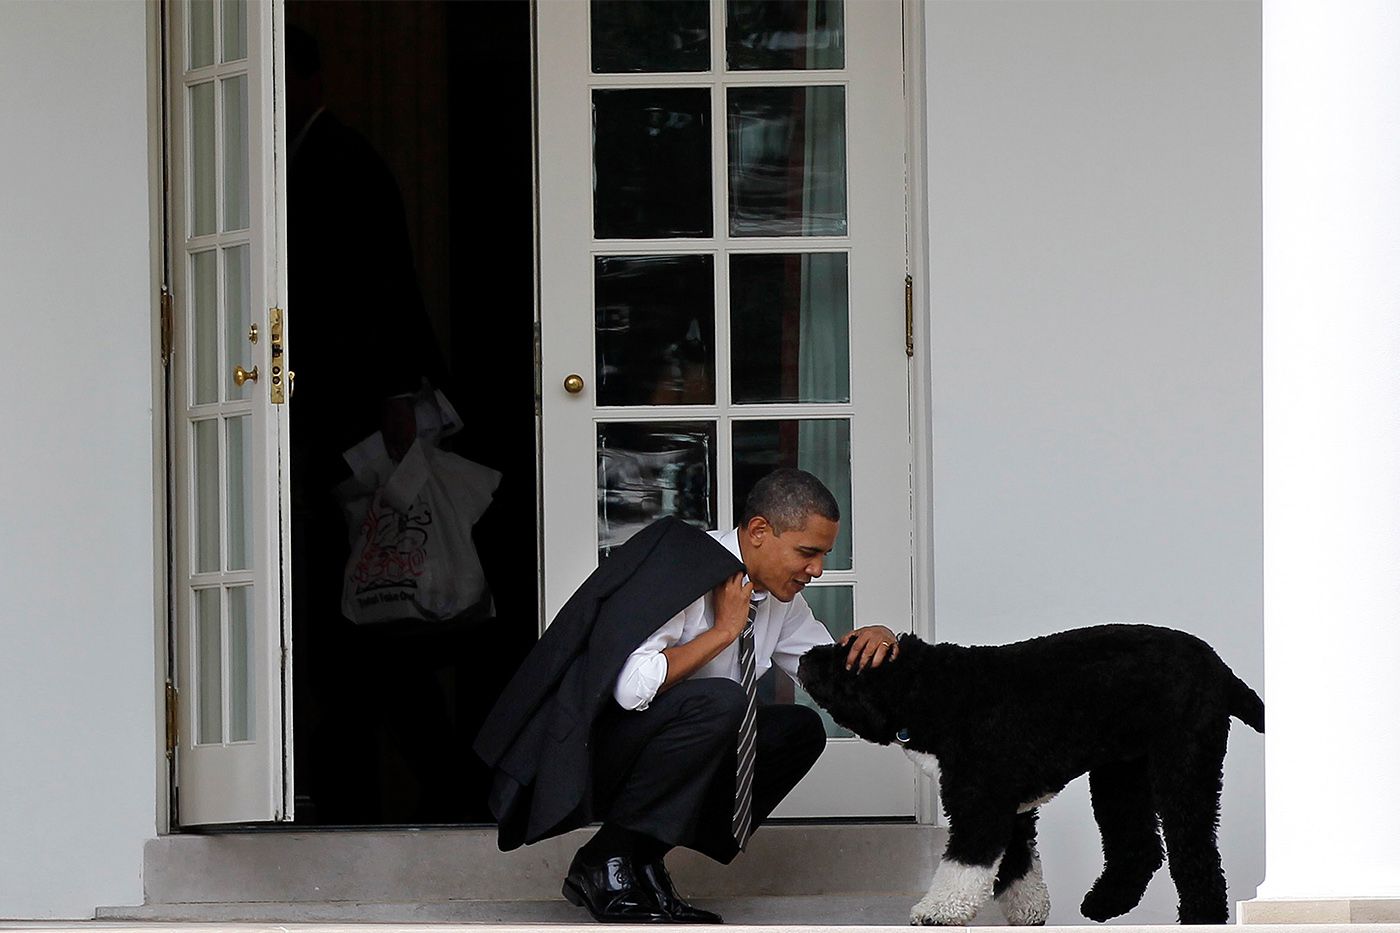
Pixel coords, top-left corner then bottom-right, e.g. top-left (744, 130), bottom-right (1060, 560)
top-left (590, 677), bottom-right (827, 864)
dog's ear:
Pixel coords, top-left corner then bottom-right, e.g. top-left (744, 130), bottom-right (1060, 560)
top-left (861, 646), bottom-right (916, 705)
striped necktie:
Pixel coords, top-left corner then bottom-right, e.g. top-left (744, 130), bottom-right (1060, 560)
top-left (732, 598), bottom-right (759, 848)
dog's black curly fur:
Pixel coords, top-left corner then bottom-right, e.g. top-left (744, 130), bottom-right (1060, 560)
top-left (798, 624), bottom-right (1263, 925)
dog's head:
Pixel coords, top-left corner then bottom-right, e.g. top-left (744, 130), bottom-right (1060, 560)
top-left (797, 634), bottom-right (920, 745)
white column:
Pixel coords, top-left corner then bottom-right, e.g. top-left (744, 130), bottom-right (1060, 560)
top-left (1250, 0), bottom-right (1400, 919)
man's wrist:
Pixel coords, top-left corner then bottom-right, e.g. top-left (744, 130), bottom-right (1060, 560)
top-left (722, 609), bottom-right (750, 634)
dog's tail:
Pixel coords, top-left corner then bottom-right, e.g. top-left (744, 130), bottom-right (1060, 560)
top-left (1229, 673), bottom-right (1265, 732)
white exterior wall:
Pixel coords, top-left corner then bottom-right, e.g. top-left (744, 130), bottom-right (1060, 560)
top-left (0, 0), bottom-right (1265, 920)
top-left (0, 0), bottom-right (157, 918)
top-left (923, 1), bottom-right (1263, 924)
top-left (1259, 0), bottom-right (1400, 901)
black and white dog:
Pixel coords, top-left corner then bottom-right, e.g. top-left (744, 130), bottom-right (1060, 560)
top-left (798, 624), bottom-right (1263, 926)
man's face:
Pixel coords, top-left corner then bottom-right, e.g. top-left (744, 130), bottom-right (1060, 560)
top-left (740, 513), bottom-right (839, 602)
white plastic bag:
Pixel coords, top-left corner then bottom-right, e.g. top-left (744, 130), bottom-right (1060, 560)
top-left (339, 439), bottom-right (501, 624)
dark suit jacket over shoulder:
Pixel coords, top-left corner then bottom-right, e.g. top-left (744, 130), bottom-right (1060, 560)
top-left (473, 516), bottom-right (744, 850)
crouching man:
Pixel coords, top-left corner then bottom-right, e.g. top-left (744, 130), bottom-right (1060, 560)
top-left (475, 469), bottom-right (898, 923)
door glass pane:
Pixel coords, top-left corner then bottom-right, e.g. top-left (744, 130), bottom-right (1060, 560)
top-left (592, 0), bottom-right (710, 74)
top-left (194, 418), bottom-right (222, 573)
top-left (196, 587), bottom-right (222, 744)
top-left (190, 81), bottom-right (217, 237)
top-left (596, 255), bottom-right (716, 406)
top-left (226, 416), bottom-right (251, 571)
top-left (731, 252), bottom-right (849, 403)
top-left (222, 75), bottom-right (250, 232)
top-left (727, 0), bottom-right (845, 71)
top-left (594, 89), bottom-right (713, 239)
top-left (192, 249), bottom-right (218, 404)
top-left (221, 0), bottom-right (248, 62)
top-left (733, 418), bottom-right (851, 569)
top-left (223, 245), bottom-right (251, 400)
top-left (228, 585), bottom-right (253, 742)
top-left (189, 0), bottom-right (215, 70)
top-left (756, 584), bottom-right (854, 737)
top-left (728, 85), bottom-right (847, 237)
top-left (598, 421), bottom-right (717, 558)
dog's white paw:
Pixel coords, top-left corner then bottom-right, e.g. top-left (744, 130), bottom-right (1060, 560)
top-left (910, 894), bottom-right (976, 926)
top-left (909, 857), bottom-right (1001, 926)
top-left (997, 856), bottom-right (1050, 926)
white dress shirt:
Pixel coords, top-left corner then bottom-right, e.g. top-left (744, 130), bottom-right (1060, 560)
top-left (612, 527), bottom-right (835, 711)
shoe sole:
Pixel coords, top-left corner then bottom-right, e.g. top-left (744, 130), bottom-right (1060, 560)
top-left (562, 879), bottom-right (592, 909)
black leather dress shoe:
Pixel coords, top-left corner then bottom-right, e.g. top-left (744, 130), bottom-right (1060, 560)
top-left (638, 859), bottom-right (723, 924)
top-left (562, 849), bottom-right (669, 923)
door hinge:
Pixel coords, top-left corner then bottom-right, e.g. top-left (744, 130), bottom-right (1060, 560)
top-left (533, 320), bottom-right (543, 416)
top-left (165, 680), bottom-right (179, 759)
top-left (160, 285), bottom-right (174, 366)
top-left (269, 307), bottom-right (288, 404)
top-left (904, 274), bottom-right (914, 359)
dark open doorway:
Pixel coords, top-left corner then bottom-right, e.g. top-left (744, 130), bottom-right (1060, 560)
top-left (283, 0), bottom-right (536, 826)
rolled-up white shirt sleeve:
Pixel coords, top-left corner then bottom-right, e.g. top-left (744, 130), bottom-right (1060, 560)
top-left (613, 608), bottom-right (688, 711)
top-left (769, 594), bottom-right (836, 683)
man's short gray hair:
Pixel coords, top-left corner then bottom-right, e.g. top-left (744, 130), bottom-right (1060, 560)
top-left (740, 468), bottom-right (840, 534)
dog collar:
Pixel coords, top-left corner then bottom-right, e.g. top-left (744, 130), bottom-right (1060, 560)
top-left (895, 728), bottom-right (911, 745)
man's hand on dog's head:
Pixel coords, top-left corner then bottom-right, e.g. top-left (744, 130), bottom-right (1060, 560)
top-left (840, 626), bottom-right (899, 672)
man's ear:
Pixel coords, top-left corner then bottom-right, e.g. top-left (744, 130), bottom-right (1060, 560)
top-left (743, 515), bottom-right (771, 548)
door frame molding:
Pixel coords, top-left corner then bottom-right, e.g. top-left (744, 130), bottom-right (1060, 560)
top-left (902, 0), bottom-right (938, 827)
top-left (148, 0), bottom-right (175, 837)
top-left (142, 0), bottom-right (937, 833)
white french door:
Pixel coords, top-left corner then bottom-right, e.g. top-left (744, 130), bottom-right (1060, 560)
top-left (167, 0), bottom-right (292, 825)
top-left (536, 0), bottom-right (915, 817)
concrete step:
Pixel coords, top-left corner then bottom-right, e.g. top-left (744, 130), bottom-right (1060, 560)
top-left (97, 896), bottom-right (919, 925)
top-left (138, 824), bottom-right (944, 905)
top-left (26, 923), bottom-right (1400, 933)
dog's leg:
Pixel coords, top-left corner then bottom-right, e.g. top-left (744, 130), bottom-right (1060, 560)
top-left (1152, 727), bottom-right (1230, 924)
top-left (911, 794), bottom-right (1011, 926)
top-left (994, 810), bottom-right (1050, 925)
top-left (1080, 758), bottom-right (1164, 922)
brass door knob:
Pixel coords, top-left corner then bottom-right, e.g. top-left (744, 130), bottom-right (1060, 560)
top-left (563, 373), bottom-right (585, 394)
top-left (234, 365), bottom-right (259, 387)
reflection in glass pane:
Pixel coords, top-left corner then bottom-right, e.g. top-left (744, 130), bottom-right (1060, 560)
top-left (596, 255), bottom-right (715, 406)
top-left (190, 82), bottom-right (216, 236)
top-left (192, 250), bottom-right (218, 404)
top-left (598, 421), bottom-right (717, 558)
top-left (733, 418), bottom-right (851, 569)
top-left (189, 0), bottom-right (215, 70)
top-left (594, 89), bottom-right (713, 239)
top-left (227, 417), bottom-right (250, 571)
top-left (223, 245), bottom-right (250, 400)
top-left (592, 0), bottom-right (710, 74)
top-left (222, 0), bottom-right (248, 62)
top-left (222, 75), bottom-right (250, 232)
top-left (229, 585), bottom-right (253, 741)
top-left (755, 584), bottom-right (854, 737)
top-left (728, 86), bottom-right (847, 237)
top-left (196, 587), bottom-right (222, 744)
top-left (731, 252), bottom-right (849, 403)
top-left (727, 0), bottom-right (845, 71)
top-left (194, 419), bottom-right (221, 573)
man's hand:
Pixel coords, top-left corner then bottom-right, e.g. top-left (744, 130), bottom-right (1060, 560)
top-left (840, 625), bottom-right (900, 672)
top-left (660, 573), bottom-right (755, 693)
top-left (711, 572), bottom-right (754, 644)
